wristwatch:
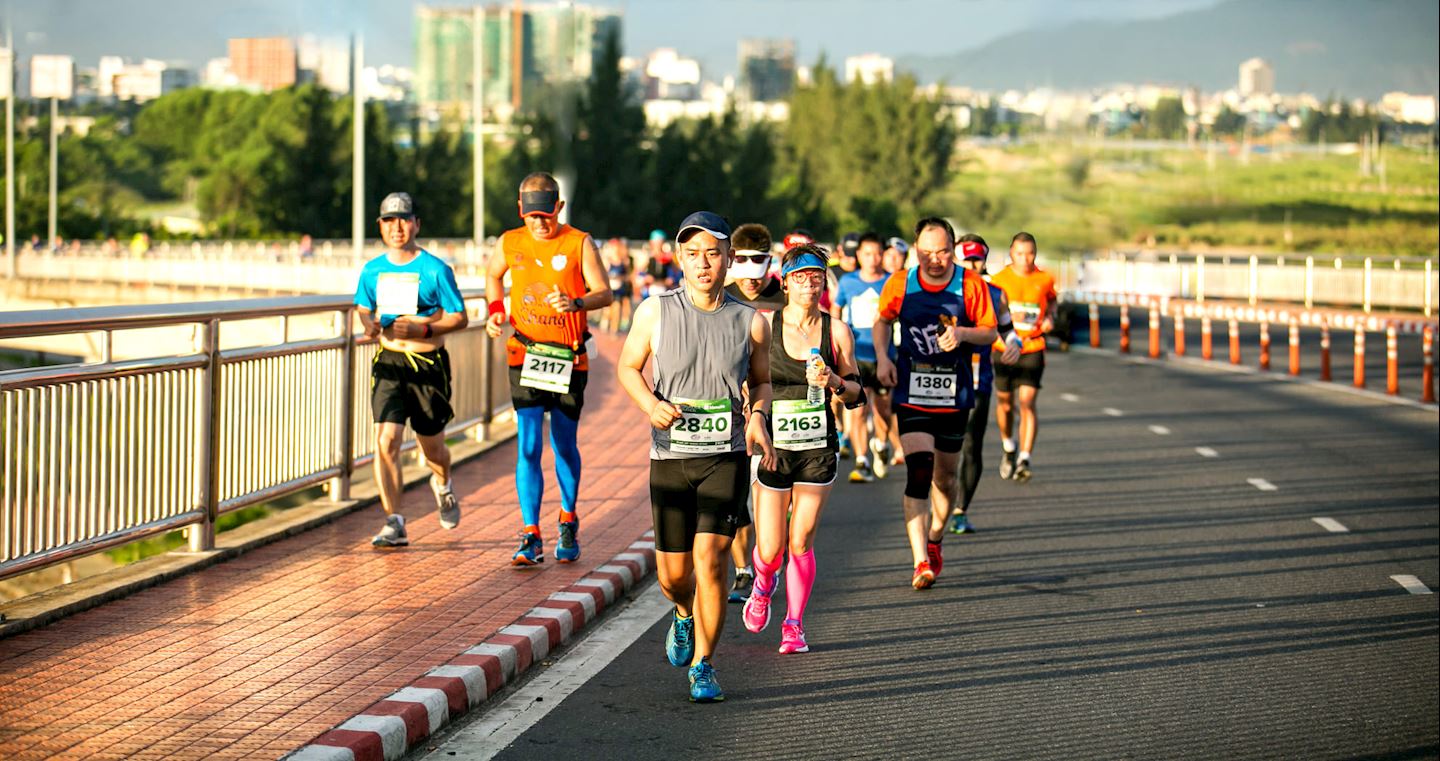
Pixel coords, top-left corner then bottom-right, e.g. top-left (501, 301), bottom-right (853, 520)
top-left (572, 296), bottom-right (585, 311)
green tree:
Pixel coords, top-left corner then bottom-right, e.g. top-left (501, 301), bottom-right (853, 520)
top-left (1147, 97), bottom-right (1186, 139)
top-left (1212, 105), bottom-right (1247, 137)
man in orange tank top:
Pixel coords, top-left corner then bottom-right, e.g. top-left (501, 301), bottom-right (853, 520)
top-left (485, 172), bottom-right (613, 566)
top-left (988, 231), bottom-right (1057, 483)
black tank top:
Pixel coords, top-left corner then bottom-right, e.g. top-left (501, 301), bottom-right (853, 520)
top-left (770, 310), bottom-right (838, 453)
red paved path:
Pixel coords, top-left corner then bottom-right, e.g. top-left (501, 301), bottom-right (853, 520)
top-left (0, 336), bottom-right (653, 760)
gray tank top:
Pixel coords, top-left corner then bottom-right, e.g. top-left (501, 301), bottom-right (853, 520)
top-left (651, 287), bottom-right (756, 460)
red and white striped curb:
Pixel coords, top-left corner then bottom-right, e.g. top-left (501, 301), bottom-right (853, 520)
top-left (281, 530), bottom-right (658, 761)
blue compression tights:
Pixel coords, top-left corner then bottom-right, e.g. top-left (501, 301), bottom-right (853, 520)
top-left (515, 406), bottom-right (582, 527)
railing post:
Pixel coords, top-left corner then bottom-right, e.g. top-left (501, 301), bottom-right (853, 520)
top-left (1248, 255), bottom-right (1258, 306)
top-left (1174, 306), bottom-right (1186, 356)
top-left (190, 318), bottom-right (220, 552)
top-left (1386, 324), bottom-right (1399, 396)
top-left (1363, 257), bottom-right (1372, 314)
top-left (1422, 325), bottom-right (1435, 403)
top-left (1088, 303), bottom-right (1100, 348)
top-left (1304, 256), bottom-right (1314, 309)
top-left (1353, 324), bottom-right (1366, 388)
top-left (1119, 303), bottom-right (1131, 354)
top-left (1148, 299), bottom-right (1161, 358)
top-left (1196, 255), bottom-right (1205, 304)
top-left (1320, 322), bottom-right (1332, 381)
top-left (332, 308), bottom-right (355, 502)
top-left (1259, 321), bottom-right (1271, 371)
top-left (1288, 319), bottom-right (1300, 376)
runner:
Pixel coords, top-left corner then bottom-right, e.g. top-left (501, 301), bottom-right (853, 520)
top-left (617, 211), bottom-right (775, 703)
top-left (951, 234), bottom-right (1022, 534)
top-left (989, 231), bottom-right (1057, 483)
top-left (874, 217), bottom-right (997, 589)
top-left (354, 192), bottom-right (469, 547)
top-left (832, 231), bottom-right (895, 483)
top-left (484, 172), bottom-right (613, 565)
top-left (826, 233), bottom-right (860, 456)
top-left (721, 223), bottom-right (787, 605)
top-left (601, 237), bottom-right (633, 332)
top-left (743, 244), bottom-right (863, 654)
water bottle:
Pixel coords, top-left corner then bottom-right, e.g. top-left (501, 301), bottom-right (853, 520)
top-left (806, 348), bottom-right (825, 404)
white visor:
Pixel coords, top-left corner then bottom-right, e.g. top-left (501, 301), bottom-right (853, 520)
top-left (730, 249), bottom-right (771, 280)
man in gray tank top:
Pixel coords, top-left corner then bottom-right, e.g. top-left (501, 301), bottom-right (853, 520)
top-left (617, 211), bottom-right (776, 704)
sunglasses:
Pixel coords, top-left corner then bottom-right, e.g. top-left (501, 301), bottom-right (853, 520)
top-left (734, 254), bottom-right (770, 264)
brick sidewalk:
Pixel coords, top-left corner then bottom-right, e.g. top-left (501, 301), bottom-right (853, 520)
top-left (0, 335), bottom-right (655, 760)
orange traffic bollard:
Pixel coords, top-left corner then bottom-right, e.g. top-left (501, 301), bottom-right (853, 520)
top-left (1320, 323), bottom-right (1332, 381)
top-left (1259, 321), bottom-right (1271, 371)
top-left (1386, 325), bottom-right (1399, 396)
top-left (1201, 316), bottom-right (1213, 360)
top-left (1423, 325), bottom-right (1435, 403)
top-left (1228, 318), bottom-right (1241, 364)
top-left (1148, 301), bottom-right (1161, 358)
top-left (1119, 304), bottom-right (1131, 354)
top-left (1353, 324), bottom-right (1366, 389)
top-left (1288, 320), bottom-right (1300, 376)
top-left (1089, 303), bottom-right (1100, 348)
top-left (1174, 308), bottom-right (1186, 356)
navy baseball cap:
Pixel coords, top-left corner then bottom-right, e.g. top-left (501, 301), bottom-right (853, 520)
top-left (676, 211), bottom-right (731, 243)
top-left (378, 192), bottom-right (416, 219)
top-left (840, 232), bottom-right (860, 256)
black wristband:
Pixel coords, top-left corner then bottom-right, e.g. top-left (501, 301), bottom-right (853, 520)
top-left (423, 324), bottom-right (433, 338)
top-left (573, 296), bottom-right (585, 311)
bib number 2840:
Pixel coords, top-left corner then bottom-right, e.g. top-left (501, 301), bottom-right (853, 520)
top-left (669, 398), bottom-right (732, 454)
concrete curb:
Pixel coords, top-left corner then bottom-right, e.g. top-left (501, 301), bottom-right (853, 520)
top-left (280, 530), bottom-right (658, 761)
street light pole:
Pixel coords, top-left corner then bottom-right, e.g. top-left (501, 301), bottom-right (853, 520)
top-left (352, 34), bottom-right (365, 262)
top-left (5, 25), bottom-right (15, 278)
top-left (472, 5), bottom-right (484, 246)
top-left (47, 95), bottom-right (56, 250)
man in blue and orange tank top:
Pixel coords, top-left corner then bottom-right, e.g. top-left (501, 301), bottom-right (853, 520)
top-left (874, 217), bottom-right (997, 590)
top-left (484, 172), bottom-right (613, 566)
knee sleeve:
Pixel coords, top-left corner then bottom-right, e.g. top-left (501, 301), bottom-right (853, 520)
top-left (904, 452), bottom-right (935, 499)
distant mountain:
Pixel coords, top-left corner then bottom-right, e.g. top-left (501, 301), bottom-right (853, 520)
top-left (897, 0), bottom-right (1438, 97)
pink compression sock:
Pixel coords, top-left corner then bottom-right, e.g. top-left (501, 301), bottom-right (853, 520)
top-left (785, 549), bottom-right (816, 624)
top-left (751, 545), bottom-right (784, 596)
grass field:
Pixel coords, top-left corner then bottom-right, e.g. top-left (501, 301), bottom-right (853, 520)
top-left (940, 139), bottom-right (1440, 258)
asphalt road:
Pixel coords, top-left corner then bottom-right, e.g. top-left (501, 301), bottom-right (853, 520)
top-left (420, 347), bottom-right (1439, 761)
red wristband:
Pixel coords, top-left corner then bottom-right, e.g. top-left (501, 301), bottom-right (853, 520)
top-left (488, 300), bottom-right (506, 318)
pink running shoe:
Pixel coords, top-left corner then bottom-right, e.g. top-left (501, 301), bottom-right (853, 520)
top-left (742, 586), bottom-right (772, 633)
top-left (778, 619), bottom-right (809, 654)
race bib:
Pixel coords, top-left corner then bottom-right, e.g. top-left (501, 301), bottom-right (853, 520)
top-left (1012, 301), bottom-right (1042, 332)
top-left (772, 399), bottom-right (828, 451)
top-left (847, 291), bottom-right (879, 330)
top-left (518, 344), bottom-right (574, 393)
top-left (376, 272), bottom-right (420, 317)
top-left (669, 398), bottom-right (733, 454)
top-left (908, 363), bottom-right (958, 407)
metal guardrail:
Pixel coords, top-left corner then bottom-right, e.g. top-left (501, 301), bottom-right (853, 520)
top-left (1077, 254), bottom-right (1437, 315)
top-left (0, 290), bottom-right (509, 581)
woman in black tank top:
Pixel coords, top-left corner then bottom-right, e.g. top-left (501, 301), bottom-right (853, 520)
top-left (743, 244), bottom-right (863, 655)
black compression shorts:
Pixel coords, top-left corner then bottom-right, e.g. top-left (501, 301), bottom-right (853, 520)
top-left (993, 350), bottom-right (1045, 392)
top-left (896, 407), bottom-right (966, 453)
top-left (649, 452), bottom-right (751, 552)
top-left (508, 365), bottom-right (589, 419)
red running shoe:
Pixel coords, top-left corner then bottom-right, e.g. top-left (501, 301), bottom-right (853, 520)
top-left (925, 540), bottom-right (944, 576)
top-left (912, 561), bottom-right (936, 590)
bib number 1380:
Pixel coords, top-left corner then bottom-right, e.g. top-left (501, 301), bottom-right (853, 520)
top-left (908, 363), bottom-right (957, 406)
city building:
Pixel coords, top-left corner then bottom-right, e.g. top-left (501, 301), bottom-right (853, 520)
top-left (229, 37), bottom-right (298, 92)
top-left (414, 2), bottom-right (622, 123)
top-left (1379, 92), bottom-right (1438, 124)
top-left (1238, 57), bottom-right (1274, 97)
top-left (737, 38), bottom-right (795, 103)
top-left (202, 58), bottom-right (240, 89)
top-left (643, 48), bottom-right (700, 101)
top-left (95, 57), bottom-right (193, 102)
top-left (298, 35), bottom-right (352, 93)
top-left (844, 53), bottom-right (893, 85)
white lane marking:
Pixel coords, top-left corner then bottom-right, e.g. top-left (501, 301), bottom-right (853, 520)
top-left (1390, 575), bottom-right (1433, 595)
top-left (1312, 517), bottom-right (1349, 533)
top-left (1148, 425), bottom-right (1171, 435)
top-left (1060, 393), bottom-right (1079, 402)
top-left (1102, 407), bottom-right (1124, 417)
top-left (426, 583), bottom-right (673, 760)
top-left (1195, 447), bottom-right (1219, 458)
top-left (1247, 478), bottom-right (1278, 492)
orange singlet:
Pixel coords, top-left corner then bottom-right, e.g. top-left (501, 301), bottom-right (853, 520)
top-left (502, 224), bottom-right (592, 371)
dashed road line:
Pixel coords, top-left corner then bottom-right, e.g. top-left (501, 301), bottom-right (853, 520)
top-left (1247, 478), bottom-right (1278, 492)
top-left (1195, 447), bottom-right (1219, 458)
top-left (1390, 575), bottom-right (1433, 595)
top-left (1060, 393), bottom-right (1080, 402)
top-left (1312, 517), bottom-right (1349, 533)
top-left (1102, 407), bottom-right (1124, 417)
top-left (1148, 425), bottom-right (1171, 435)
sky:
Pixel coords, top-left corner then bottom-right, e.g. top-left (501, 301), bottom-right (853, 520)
top-left (5, 0), bottom-right (1221, 80)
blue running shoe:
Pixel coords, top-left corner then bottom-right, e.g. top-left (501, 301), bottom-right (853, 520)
top-left (688, 661), bottom-right (724, 703)
top-left (555, 520), bottom-right (580, 563)
top-left (665, 610), bottom-right (694, 667)
top-left (837, 431), bottom-right (853, 458)
top-left (511, 532), bottom-right (544, 566)
top-left (949, 513), bottom-right (974, 534)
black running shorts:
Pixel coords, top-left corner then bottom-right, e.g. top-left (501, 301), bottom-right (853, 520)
top-left (896, 407), bottom-right (966, 453)
top-left (855, 360), bottom-right (891, 396)
top-left (757, 451), bottom-right (839, 491)
top-left (649, 452), bottom-right (751, 552)
top-left (372, 347), bottom-right (453, 437)
top-left (993, 350), bottom-right (1044, 392)
top-left (508, 365), bottom-right (588, 420)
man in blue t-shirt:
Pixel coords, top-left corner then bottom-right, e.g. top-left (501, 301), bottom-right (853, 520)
top-left (354, 192), bottom-right (470, 547)
top-left (831, 231), bottom-right (896, 484)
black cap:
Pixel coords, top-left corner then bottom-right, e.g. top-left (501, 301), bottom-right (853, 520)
top-left (841, 232), bottom-right (860, 256)
top-left (676, 211), bottom-right (731, 243)
top-left (378, 192), bottom-right (416, 219)
top-left (520, 190), bottom-right (561, 217)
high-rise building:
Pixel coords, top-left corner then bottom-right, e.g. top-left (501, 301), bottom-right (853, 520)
top-left (737, 38), bottom-right (795, 103)
top-left (643, 48), bottom-right (700, 101)
top-left (844, 53), bottom-right (893, 86)
top-left (298, 35), bottom-right (352, 93)
top-left (1238, 57), bottom-right (1274, 97)
top-left (229, 37), bottom-right (297, 92)
top-left (415, 2), bottom-right (622, 122)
